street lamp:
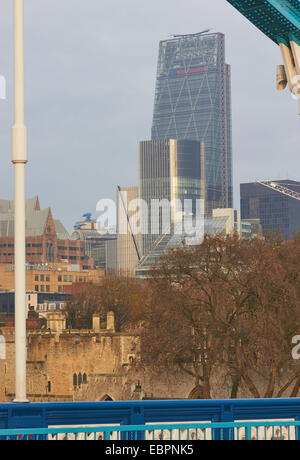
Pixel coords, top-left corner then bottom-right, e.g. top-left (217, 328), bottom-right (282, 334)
top-left (12, 0), bottom-right (28, 403)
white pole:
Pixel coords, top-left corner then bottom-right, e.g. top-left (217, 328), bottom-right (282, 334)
top-left (12, 0), bottom-right (28, 403)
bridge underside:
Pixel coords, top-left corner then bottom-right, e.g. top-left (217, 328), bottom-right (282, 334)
top-left (226, 0), bottom-right (300, 46)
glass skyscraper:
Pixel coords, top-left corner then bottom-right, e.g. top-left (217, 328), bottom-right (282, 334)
top-left (139, 139), bottom-right (204, 256)
top-left (151, 32), bottom-right (233, 213)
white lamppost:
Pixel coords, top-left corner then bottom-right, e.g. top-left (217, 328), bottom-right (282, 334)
top-left (12, 0), bottom-right (28, 403)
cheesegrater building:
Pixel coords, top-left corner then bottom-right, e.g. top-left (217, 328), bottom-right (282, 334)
top-left (151, 32), bottom-right (233, 214)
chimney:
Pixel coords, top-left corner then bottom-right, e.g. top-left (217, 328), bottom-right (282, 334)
top-left (107, 311), bottom-right (115, 333)
top-left (46, 312), bottom-right (66, 335)
top-left (92, 314), bottom-right (100, 333)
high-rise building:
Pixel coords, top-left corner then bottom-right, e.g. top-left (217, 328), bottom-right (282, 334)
top-left (117, 186), bottom-right (141, 277)
top-left (151, 32), bottom-right (232, 212)
top-left (241, 180), bottom-right (300, 239)
top-left (139, 139), bottom-right (204, 256)
top-left (72, 214), bottom-right (117, 272)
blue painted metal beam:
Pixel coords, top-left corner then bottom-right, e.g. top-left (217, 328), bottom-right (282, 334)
top-left (1, 399), bottom-right (300, 429)
top-left (226, 0), bottom-right (300, 46)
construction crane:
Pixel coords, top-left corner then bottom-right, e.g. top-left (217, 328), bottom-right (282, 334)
top-left (172, 30), bottom-right (211, 39)
top-left (256, 180), bottom-right (300, 202)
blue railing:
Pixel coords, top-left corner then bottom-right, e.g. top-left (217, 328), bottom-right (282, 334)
top-left (1, 421), bottom-right (300, 441)
top-left (0, 398), bottom-right (300, 440)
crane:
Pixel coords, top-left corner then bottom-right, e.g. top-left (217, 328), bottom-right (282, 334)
top-left (256, 180), bottom-right (300, 202)
top-left (172, 30), bottom-right (211, 39)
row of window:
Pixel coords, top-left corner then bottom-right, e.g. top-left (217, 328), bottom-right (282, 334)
top-left (58, 246), bottom-right (84, 252)
top-left (73, 373), bottom-right (88, 387)
top-left (35, 275), bottom-right (51, 282)
top-left (0, 243), bottom-right (43, 248)
top-left (0, 253), bottom-right (43, 257)
top-left (35, 285), bottom-right (51, 293)
top-left (57, 275), bottom-right (86, 282)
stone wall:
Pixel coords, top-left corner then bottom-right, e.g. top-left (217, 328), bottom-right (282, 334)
top-left (0, 312), bottom-right (139, 402)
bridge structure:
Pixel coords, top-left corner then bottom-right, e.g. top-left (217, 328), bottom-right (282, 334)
top-left (0, 398), bottom-right (299, 440)
top-left (226, 0), bottom-right (300, 112)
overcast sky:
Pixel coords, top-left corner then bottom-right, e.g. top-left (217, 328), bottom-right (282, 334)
top-left (0, 0), bottom-right (299, 232)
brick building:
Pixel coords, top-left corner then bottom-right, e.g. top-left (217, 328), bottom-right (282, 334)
top-left (0, 263), bottom-right (105, 294)
top-left (0, 196), bottom-right (93, 267)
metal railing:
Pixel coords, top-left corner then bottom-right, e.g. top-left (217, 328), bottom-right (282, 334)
top-left (0, 420), bottom-right (300, 441)
top-left (0, 398), bottom-right (300, 440)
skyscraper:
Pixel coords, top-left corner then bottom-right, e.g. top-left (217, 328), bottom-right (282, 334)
top-left (139, 139), bottom-right (204, 256)
top-left (151, 32), bottom-right (232, 213)
top-left (117, 186), bottom-right (141, 277)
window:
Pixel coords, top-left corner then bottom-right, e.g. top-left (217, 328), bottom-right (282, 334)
top-left (40, 285), bottom-right (45, 292)
top-left (58, 275), bottom-right (62, 282)
top-left (64, 275), bottom-right (67, 282)
top-left (35, 285), bottom-right (39, 292)
top-left (46, 285), bottom-right (50, 293)
top-left (40, 275), bottom-right (44, 282)
top-left (69, 276), bottom-right (73, 282)
top-left (46, 275), bottom-right (50, 282)
top-left (35, 275), bottom-right (39, 281)
top-left (58, 286), bottom-right (62, 292)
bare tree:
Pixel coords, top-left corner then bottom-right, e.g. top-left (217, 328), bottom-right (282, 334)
top-left (141, 234), bottom-right (300, 399)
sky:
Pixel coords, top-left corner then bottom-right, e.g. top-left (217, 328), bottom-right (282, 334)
top-left (0, 0), bottom-right (299, 232)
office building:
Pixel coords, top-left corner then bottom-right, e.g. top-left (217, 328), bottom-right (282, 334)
top-left (72, 214), bottom-right (117, 272)
top-left (0, 263), bottom-right (105, 294)
top-left (241, 180), bottom-right (300, 239)
top-left (139, 139), bottom-right (204, 256)
top-left (117, 186), bottom-right (141, 277)
top-left (0, 196), bottom-right (93, 268)
top-left (0, 291), bottom-right (68, 317)
top-left (151, 32), bottom-right (233, 212)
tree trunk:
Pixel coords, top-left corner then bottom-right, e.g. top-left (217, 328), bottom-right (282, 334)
top-left (264, 364), bottom-right (278, 398)
top-left (230, 374), bottom-right (241, 399)
top-left (290, 376), bottom-right (300, 398)
top-left (242, 373), bottom-right (261, 398)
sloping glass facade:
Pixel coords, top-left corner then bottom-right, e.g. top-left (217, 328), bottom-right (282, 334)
top-left (151, 33), bottom-right (232, 213)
